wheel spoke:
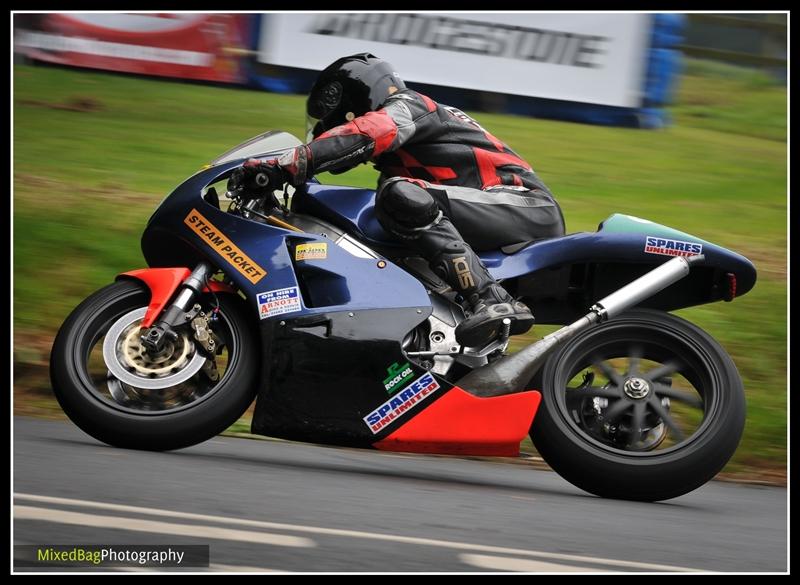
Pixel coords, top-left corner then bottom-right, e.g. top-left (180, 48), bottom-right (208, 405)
top-left (594, 360), bottom-right (624, 387)
top-left (649, 397), bottom-right (686, 442)
top-left (652, 383), bottom-right (704, 410)
top-left (602, 398), bottom-right (631, 423)
top-left (626, 344), bottom-right (644, 377)
top-left (629, 401), bottom-right (647, 445)
top-left (567, 386), bottom-right (622, 400)
top-left (644, 360), bottom-right (682, 382)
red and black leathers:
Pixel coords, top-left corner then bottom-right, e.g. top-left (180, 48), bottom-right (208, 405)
top-left (278, 89), bottom-right (564, 250)
top-left (275, 88), bottom-right (565, 346)
top-left (288, 89), bottom-right (546, 192)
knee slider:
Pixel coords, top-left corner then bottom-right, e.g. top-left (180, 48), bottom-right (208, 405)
top-left (376, 179), bottom-right (441, 236)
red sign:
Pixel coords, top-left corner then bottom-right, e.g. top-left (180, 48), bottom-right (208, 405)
top-left (15, 13), bottom-right (249, 83)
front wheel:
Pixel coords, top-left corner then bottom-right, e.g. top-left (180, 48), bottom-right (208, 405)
top-left (50, 279), bottom-right (259, 451)
top-left (530, 309), bottom-right (746, 501)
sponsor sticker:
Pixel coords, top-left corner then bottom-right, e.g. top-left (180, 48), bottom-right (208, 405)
top-left (452, 256), bottom-right (475, 289)
top-left (364, 372), bottom-right (441, 434)
top-left (184, 209), bottom-right (267, 284)
top-left (257, 286), bottom-right (302, 320)
top-left (644, 236), bottom-right (703, 258)
top-left (295, 243), bottom-right (328, 261)
top-left (383, 362), bottom-right (414, 394)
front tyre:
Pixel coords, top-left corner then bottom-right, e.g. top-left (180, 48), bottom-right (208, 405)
top-left (530, 309), bottom-right (745, 501)
top-left (50, 279), bottom-right (259, 451)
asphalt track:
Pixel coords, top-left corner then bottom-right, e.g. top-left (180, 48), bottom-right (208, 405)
top-left (13, 417), bottom-right (787, 573)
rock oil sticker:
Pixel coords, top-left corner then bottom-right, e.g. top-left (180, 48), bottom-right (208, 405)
top-left (295, 243), bottom-right (328, 261)
top-left (383, 362), bottom-right (414, 394)
top-left (184, 209), bottom-right (266, 284)
top-left (257, 286), bottom-right (302, 320)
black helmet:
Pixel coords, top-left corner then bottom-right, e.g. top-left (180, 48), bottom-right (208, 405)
top-left (306, 53), bottom-right (406, 140)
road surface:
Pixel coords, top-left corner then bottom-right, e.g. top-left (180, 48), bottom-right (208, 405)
top-left (13, 417), bottom-right (787, 572)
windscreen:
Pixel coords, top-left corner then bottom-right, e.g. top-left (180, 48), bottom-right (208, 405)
top-left (210, 131), bottom-right (303, 165)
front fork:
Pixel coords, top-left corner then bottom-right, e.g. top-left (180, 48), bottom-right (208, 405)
top-left (139, 262), bottom-right (214, 354)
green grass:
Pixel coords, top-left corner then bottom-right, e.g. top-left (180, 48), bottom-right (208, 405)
top-left (13, 62), bottom-right (786, 477)
top-left (672, 60), bottom-right (787, 143)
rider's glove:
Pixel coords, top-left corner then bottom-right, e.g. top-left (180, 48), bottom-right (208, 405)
top-left (227, 145), bottom-right (312, 196)
top-left (276, 145), bottom-right (312, 187)
top-left (227, 158), bottom-right (285, 197)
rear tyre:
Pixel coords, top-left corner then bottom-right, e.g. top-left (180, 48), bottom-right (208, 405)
top-left (530, 309), bottom-right (745, 501)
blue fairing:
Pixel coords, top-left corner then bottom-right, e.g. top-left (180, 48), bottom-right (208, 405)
top-left (144, 164), bottom-right (756, 326)
top-left (301, 183), bottom-right (388, 247)
top-left (480, 227), bottom-right (756, 292)
top-left (299, 183), bottom-right (757, 299)
top-left (142, 164), bottom-right (431, 320)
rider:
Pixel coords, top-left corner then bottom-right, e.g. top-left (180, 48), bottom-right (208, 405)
top-left (238, 53), bottom-right (565, 347)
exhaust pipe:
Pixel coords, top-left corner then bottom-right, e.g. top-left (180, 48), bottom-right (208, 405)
top-left (457, 254), bottom-right (705, 397)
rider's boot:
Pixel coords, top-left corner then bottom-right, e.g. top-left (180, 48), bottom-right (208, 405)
top-left (375, 178), bottom-right (534, 348)
top-left (420, 219), bottom-right (535, 347)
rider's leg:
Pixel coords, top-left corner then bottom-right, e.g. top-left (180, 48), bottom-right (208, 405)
top-left (375, 178), bottom-right (535, 347)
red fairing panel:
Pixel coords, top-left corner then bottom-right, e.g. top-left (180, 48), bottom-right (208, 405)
top-left (373, 387), bottom-right (541, 457)
top-left (119, 268), bottom-right (236, 328)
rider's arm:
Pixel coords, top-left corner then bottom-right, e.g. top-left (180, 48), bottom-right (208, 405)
top-left (277, 92), bottom-right (437, 185)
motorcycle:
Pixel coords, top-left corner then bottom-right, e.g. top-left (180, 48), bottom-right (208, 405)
top-left (50, 131), bottom-right (756, 501)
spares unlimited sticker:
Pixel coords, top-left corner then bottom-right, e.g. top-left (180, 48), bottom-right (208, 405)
top-left (184, 209), bottom-right (267, 284)
top-left (644, 236), bottom-right (703, 258)
top-left (364, 372), bottom-right (440, 435)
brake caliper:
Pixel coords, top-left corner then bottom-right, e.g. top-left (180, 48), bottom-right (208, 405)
top-left (188, 306), bottom-right (216, 355)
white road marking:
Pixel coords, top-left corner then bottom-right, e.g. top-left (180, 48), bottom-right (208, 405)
top-left (460, 553), bottom-right (598, 572)
top-left (208, 564), bottom-right (282, 572)
top-left (113, 566), bottom-right (161, 572)
top-left (14, 505), bottom-right (314, 549)
top-left (55, 564), bottom-right (279, 573)
top-left (15, 493), bottom-right (698, 572)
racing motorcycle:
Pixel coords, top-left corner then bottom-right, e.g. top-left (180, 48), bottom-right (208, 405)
top-left (50, 131), bottom-right (756, 501)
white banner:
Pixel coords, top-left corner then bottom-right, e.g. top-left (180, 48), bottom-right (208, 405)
top-left (258, 13), bottom-right (651, 108)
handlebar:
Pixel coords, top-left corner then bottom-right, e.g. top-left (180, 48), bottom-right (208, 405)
top-left (226, 165), bottom-right (279, 201)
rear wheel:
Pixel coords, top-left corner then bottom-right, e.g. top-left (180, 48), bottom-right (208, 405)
top-left (530, 309), bottom-right (746, 501)
top-left (50, 279), bottom-right (259, 451)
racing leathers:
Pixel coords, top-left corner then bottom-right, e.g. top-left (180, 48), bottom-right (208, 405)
top-left (274, 89), bottom-right (565, 347)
